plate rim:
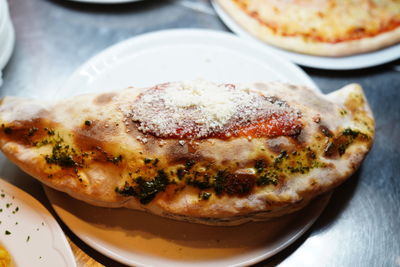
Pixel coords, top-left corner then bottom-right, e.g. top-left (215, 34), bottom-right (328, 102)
top-left (211, 0), bottom-right (400, 70)
top-left (61, 28), bottom-right (319, 93)
top-left (0, 0), bottom-right (14, 70)
top-left (0, 18), bottom-right (15, 69)
top-left (45, 186), bottom-right (331, 267)
top-left (0, 179), bottom-right (76, 267)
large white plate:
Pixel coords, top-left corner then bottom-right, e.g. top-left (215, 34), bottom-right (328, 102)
top-left (53, 29), bottom-right (317, 100)
top-left (212, 0), bottom-right (400, 70)
top-left (46, 29), bottom-right (327, 266)
top-left (45, 187), bottom-right (330, 267)
top-left (0, 179), bottom-right (76, 267)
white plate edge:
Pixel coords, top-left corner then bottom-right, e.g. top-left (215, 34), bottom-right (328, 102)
top-left (0, 179), bottom-right (77, 267)
top-left (62, 29), bottom-right (319, 93)
top-left (211, 0), bottom-right (400, 70)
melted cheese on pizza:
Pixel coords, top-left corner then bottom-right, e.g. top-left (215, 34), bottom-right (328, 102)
top-left (233, 0), bottom-right (400, 43)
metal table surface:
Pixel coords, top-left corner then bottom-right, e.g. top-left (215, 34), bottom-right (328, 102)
top-left (1, 0), bottom-right (400, 266)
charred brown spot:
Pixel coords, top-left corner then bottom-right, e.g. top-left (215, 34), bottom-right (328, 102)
top-left (313, 114), bottom-right (321, 123)
top-left (319, 125), bottom-right (333, 138)
top-left (324, 142), bottom-right (336, 157)
top-left (74, 120), bottom-right (118, 147)
top-left (267, 139), bottom-right (289, 154)
top-left (186, 142), bottom-right (198, 153)
top-left (0, 119), bottom-right (56, 146)
top-left (93, 92), bottom-right (117, 105)
top-left (324, 128), bottom-right (369, 158)
top-left (167, 153), bottom-right (204, 168)
top-left (214, 170), bottom-right (256, 196)
top-left (3, 127), bottom-right (12, 135)
top-left (73, 120), bottom-right (125, 165)
top-left (123, 119), bottom-right (164, 153)
top-left (266, 136), bottom-right (302, 156)
top-left (163, 140), bottom-right (206, 166)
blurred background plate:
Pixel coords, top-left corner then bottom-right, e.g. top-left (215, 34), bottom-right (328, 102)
top-left (0, 0), bottom-right (15, 87)
top-left (0, 16), bottom-right (15, 70)
top-left (212, 0), bottom-right (400, 70)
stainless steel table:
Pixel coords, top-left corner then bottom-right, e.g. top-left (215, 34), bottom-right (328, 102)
top-left (2, 0), bottom-right (400, 266)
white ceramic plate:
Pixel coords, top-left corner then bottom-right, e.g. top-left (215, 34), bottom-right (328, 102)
top-left (0, 0), bottom-right (15, 69)
top-left (54, 29), bottom-right (317, 100)
top-left (45, 29), bottom-right (329, 266)
top-left (65, 0), bottom-right (144, 4)
top-left (0, 179), bottom-right (76, 267)
top-left (45, 187), bottom-right (330, 267)
top-left (212, 0), bottom-right (400, 70)
top-left (0, 18), bottom-right (15, 70)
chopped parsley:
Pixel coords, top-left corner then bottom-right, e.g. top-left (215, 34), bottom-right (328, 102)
top-left (199, 192), bottom-right (211, 200)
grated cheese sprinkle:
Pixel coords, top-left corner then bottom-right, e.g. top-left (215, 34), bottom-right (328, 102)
top-left (130, 80), bottom-right (300, 139)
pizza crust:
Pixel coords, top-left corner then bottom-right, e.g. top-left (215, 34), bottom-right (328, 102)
top-left (216, 0), bottom-right (400, 57)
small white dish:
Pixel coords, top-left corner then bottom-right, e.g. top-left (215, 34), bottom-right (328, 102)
top-left (0, 1), bottom-right (7, 31)
top-left (0, 17), bottom-right (15, 69)
top-left (0, 179), bottom-right (76, 267)
top-left (212, 0), bottom-right (400, 70)
top-left (45, 28), bottom-right (329, 266)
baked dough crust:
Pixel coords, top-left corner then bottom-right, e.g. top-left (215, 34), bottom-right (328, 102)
top-left (216, 0), bottom-right (400, 56)
top-left (0, 82), bottom-right (374, 225)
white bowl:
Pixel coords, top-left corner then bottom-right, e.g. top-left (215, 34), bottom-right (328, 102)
top-left (0, 0), bottom-right (15, 69)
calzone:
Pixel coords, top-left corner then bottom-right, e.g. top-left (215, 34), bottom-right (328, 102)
top-left (0, 81), bottom-right (374, 225)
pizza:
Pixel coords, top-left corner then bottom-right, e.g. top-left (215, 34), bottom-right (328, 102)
top-left (215, 0), bottom-right (400, 56)
top-left (0, 81), bottom-right (374, 225)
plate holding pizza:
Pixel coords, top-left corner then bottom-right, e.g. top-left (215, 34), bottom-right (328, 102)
top-left (215, 0), bottom-right (400, 57)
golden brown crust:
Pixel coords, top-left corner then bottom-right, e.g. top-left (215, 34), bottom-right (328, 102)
top-left (216, 0), bottom-right (400, 56)
top-left (0, 82), bottom-right (374, 225)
